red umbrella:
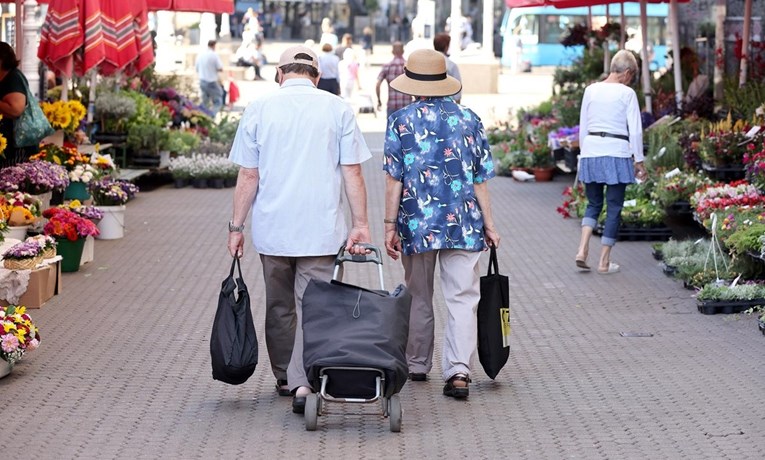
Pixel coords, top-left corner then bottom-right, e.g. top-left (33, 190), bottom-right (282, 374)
top-left (37, 0), bottom-right (105, 77)
top-left (100, 0), bottom-right (154, 76)
top-left (145, 0), bottom-right (234, 14)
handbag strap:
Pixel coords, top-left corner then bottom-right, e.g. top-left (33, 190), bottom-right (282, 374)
top-left (487, 244), bottom-right (499, 276)
top-left (229, 256), bottom-right (243, 280)
top-left (16, 70), bottom-right (32, 109)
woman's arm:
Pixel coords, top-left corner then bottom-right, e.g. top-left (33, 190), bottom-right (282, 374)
top-left (0, 92), bottom-right (26, 119)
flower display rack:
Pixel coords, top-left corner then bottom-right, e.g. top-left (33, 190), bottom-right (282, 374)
top-left (701, 163), bottom-right (746, 182)
top-left (594, 224), bottom-right (673, 241)
top-left (666, 200), bottom-right (693, 216)
top-left (696, 299), bottom-right (765, 315)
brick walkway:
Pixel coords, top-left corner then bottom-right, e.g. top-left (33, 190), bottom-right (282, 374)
top-left (3, 127), bottom-right (764, 458)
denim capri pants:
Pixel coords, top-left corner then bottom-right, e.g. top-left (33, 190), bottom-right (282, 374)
top-left (578, 156), bottom-right (635, 247)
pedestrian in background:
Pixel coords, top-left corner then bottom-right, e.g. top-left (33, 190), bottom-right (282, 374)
top-left (433, 33), bottom-right (462, 104)
top-left (317, 43), bottom-right (340, 95)
top-left (339, 48), bottom-right (361, 100)
top-left (382, 49), bottom-right (501, 399)
top-left (195, 39), bottom-right (224, 117)
top-left (376, 41), bottom-right (411, 119)
top-left (575, 49), bottom-right (647, 274)
top-left (227, 45), bottom-right (372, 414)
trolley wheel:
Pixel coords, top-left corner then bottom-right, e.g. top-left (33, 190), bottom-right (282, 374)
top-left (388, 394), bottom-right (402, 432)
top-left (305, 394), bottom-right (319, 431)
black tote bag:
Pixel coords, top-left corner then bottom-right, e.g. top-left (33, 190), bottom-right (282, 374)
top-left (477, 245), bottom-right (510, 379)
top-left (210, 257), bottom-right (258, 385)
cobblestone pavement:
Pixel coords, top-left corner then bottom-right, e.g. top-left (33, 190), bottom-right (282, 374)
top-left (4, 43), bottom-right (764, 459)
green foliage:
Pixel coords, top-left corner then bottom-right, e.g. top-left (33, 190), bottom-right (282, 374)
top-left (724, 223), bottom-right (765, 257)
top-left (123, 90), bottom-right (171, 129)
top-left (208, 114), bottom-right (240, 145)
top-left (127, 124), bottom-right (170, 153)
top-left (697, 283), bottom-right (765, 302)
top-left (95, 91), bottom-right (137, 133)
top-left (644, 122), bottom-right (685, 171)
top-left (551, 87), bottom-right (584, 128)
top-left (618, 199), bottom-right (666, 227)
top-left (722, 77), bottom-right (765, 120)
top-left (166, 130), bottom-right (201, 154)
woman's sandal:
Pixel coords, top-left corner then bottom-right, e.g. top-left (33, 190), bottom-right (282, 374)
top-left (443, 373), bottom-right (470, 399)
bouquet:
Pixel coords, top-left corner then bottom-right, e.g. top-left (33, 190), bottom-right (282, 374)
top-left (0, 305), bottom-right (40, 366)
top-left (40, 99), bottom-right (87, 134)
top-left (43, 208), bottom-right (100, 241)
top-left (64, 200), bottom-right (104, 222)
top-left (2, 240), bottom-right (44, 270)
top-left (0, 192), bottom-right (42, 226)
top-left (30, 143), bottom-right (90, 169)
top-left (26, 234), bottom-right (57, 259)
top-left (68, 164), bottom-right (99, 183)
top-left (0, 161), bottom-right (69, 194)
top-left (90, 151), bottom-right (117, 176)
top-left (90, 178), bottom-right (139, 206)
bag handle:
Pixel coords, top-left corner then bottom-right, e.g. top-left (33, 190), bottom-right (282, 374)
top-left (17, 71), bottom-right (32, 110)
top-left (229, 256), bottom-right (244, 279)
top-left (487, 244), bottom-right (499, 276)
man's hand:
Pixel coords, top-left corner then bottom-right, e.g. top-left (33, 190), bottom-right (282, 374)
top-left (228, 232), bottom-right (245, 258)
top-left (345, 225), bottom-right (372, 255)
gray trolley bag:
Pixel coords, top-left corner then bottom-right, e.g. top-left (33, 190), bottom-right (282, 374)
top-left (301, 244), bottom-right (411, 432)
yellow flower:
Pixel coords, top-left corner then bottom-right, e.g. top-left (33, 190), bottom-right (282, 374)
top-left (67, 100), bottom-right (87, 122)
top-left (2, 321), bottom-right (15, 333)
top-left (68, 200), bottom-right (82, 208)
top-left (55, 108), bottom-right (72, 129)
top-left (15, 306), bottom-right (25, 315)
top-left (0, 133), bottom-right (7, 157)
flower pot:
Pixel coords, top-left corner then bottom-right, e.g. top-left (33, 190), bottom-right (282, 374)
top-left (80, 235), bottom-right (94, 265)
top-left (192, 178), bottom-right (208, 189)
top-left (210, 178), bottom-right (225, 189)
top-left (173, 178), bottom-right (189, 188)
top-left (532, 167), bottom-right (555, 182)
top-left (56, 237), bottom-right (86, 272)
top-left (224, 177), bottom-right (237, 188)
top-left (95, 205), bottom-right (126, 240)
top-left (0, 359), bottom-right (11, 379)
top-left (64, 181), bottom-right (91, 201)
top-left (5, 225), bottom-right (30, 241)
top-left (3, 256), bottom-right (43, 270)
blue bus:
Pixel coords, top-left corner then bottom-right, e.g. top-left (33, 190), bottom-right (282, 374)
top-left (500, 3), bottom-right (669, 70)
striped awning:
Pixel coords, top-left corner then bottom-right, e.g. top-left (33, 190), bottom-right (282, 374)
top-left (145, 0), bottom-right (234, 14)
top-left (37, 0), bottom-right (105, 77)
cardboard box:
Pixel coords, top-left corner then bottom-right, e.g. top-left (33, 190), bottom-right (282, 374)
top-left (0, 260), bottom-right (61, 309)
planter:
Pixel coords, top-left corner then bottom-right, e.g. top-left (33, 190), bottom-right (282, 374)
top-left (192, 178), bottom-right (209, 189)
top-left (64, 181), bottom-right (91, 201)
top-left (56, 237), bottom-right (86, 272)
top-left (531, 166), bottom-right (555, 182)
top-left (173, 178), bottom-right (189, 188)
top-left (696, 298), bottom-right (765, 315)
top-left (666, 200), bottom-right (693, 216)
top-left (701, 162), bottom-right (746, 182)
top-left (209, 178), bottom-right (225, 189)
top-left (594, 224), bottom-right (673, 241)
top-left (95, 205), bottom-right (126, 240)
top-left (92, 132), bottom-right (128, 145)
top-left (3, 255), bottom-right (43, 270)
top-left (0, 359), bottom-right (11, 379)
top-left (159, 150), bottom-right (171, 168)
top-left (5, 225), bottom-right (30, 241)
top-left (759, 318), bottom-right (765, 336)
top-left (663, 263), bottom-right (677, 277)
top-left (223, 177), bottom-right (237, 188)
top-left (80, 235), bottom-right (94, 265)
top-left (651, 248), bottom-right (663, 261)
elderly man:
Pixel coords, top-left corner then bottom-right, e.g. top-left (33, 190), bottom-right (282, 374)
top-left (227, 45), bottom-right (372, 413)
top-left (383, 49), bottom-right (500, 399)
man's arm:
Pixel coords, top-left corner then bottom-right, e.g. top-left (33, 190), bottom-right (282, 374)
top-left (375, 79), bottom-right (383, 111)
top-left (474, 182), bottom-right (501, 248)
top-left (227, 166), bottom-right (259, 258)
top-left (340, 163), bottom-right (371, 253)
top-left (384, 174), bottom-right (403, 260)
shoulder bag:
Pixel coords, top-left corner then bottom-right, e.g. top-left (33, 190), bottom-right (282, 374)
top-left (14, 72), bottom-right (55, 147)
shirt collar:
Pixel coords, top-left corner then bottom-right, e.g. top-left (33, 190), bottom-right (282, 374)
top-left (281, 78), bottom-right (315, 89)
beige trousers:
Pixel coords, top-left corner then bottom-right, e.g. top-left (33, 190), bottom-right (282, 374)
top-left (260, 254), bottom-right (334, 390)
top-left (401, 249), bottom-right (481, 381)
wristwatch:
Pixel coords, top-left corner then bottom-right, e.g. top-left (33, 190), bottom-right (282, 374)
top-left (228, 220), bottom-right (245, 232)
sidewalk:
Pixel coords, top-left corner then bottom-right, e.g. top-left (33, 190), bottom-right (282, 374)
top-left (3, 127), bottom-right (764, 458)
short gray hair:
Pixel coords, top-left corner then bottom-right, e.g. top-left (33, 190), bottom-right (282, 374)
top-left (610, 50), bottom-right (638, 75)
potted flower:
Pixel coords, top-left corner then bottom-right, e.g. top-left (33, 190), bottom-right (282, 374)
top-left (88, 178), bottom-right (138, 240)
top-left (696, 282), bottom-right (765, 315)
top-left (529, 142), bottom-right (555, 181)
top-left (0, 305), bottom-right (41, 378)
top-left (26, 234), bottom-right (57, 259)
top-left (65, 200), bottom-right (104, 225)
top-left (0, 192), bottom-right (42, 240)
top-left (169, 156), bottom-right (192, 188)
top-left (2, 240), bottom-right (44, 270)
top-left (0, 161), bottom-right (69, 210)
top-left (223, 161), bottom-right (239, 188)
top-left (93, 91), bottom-right (137, 140)
top-left (40, 99), bottom-right (87, 143)
top-left (42, 207), bottom-right (99, 272)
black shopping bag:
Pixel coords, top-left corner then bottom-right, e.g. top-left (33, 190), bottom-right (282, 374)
top-left (210, 257), bottom-right (258, 385)
top-left (477, 245), bottom-right (510, 379)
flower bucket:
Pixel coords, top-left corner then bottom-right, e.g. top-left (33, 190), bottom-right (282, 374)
top-left (64, 182), bottom-right (90, 201)
top-left (95, 205), bottom-right (125, 240)
top-left (30, 191), bottom-right (53, 212)
top-left (0, 359), bottom-right (11, 379)
top-left (56, 237), bottom-right (86, 272)
top-left (6, 225), bottom-right (30, 241)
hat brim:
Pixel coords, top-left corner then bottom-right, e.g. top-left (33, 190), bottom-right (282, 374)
top-left (389, 74), bottom-right (462, 97)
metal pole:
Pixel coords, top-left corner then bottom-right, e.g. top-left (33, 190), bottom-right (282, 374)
top-left (739, 0), bottom-right (753, 87)
top-left (620, 2), bottom-right (625, 49)
top-left (482, 0), bottom-right (493, 56)
top-left (639, 0), bottom-right (652, 113)
top-left (21, 0), bottom-right (40, 98)
top-left (670, 0), bottom-right (683, 110)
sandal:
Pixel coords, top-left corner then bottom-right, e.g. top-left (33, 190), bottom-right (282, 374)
top-left (275, 379), bottom-right (291, 397)
top-left (443, 373), bottom-right (470, 399)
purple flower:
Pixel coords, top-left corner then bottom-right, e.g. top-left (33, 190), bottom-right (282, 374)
top-left (2, 241), bottom-right (43, 259)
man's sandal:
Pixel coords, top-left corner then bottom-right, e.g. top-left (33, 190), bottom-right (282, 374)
top-left (275, 379), bottom-right (291, 397)
top-left (443, 373), bottom-right (470, 399)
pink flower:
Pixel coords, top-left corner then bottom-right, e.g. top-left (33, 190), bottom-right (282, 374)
top-left (1, 334), bottom-right (19, 353)
top-left (26, 338), bottom-right (39, 351)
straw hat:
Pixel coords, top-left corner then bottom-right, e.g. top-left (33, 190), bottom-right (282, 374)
top-left (390, 49), bottom-right (462, 97)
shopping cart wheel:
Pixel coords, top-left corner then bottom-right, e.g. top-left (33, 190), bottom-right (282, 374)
top-left (305, 394), bottom-right (319, 431)
top-left (388, 394), bottom-right (402, 432)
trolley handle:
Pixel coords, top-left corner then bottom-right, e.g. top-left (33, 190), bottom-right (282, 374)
top-left (334, 243), bottom-right (383, 266)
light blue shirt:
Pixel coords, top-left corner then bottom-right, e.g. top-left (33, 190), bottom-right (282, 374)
top-left (195, 48), bottom-right (222, 83)
top-left (318, 52), bottom-right (340, 79)
top-left (229, 78), bottom-right (372, 256)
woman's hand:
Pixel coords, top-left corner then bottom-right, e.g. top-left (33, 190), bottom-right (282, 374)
top-left (384, 225), bottom-right (401, 260)
top-left (635, 162), bottom-right (647, 181)
top-left (484, 226), bottom-right (501, 249)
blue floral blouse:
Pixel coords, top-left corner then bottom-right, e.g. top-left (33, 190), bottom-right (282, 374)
top-left (383, 97), bottom-right (495, 256)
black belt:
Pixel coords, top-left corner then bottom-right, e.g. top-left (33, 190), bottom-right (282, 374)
top-left (589, 131), bottom-right (629, 142)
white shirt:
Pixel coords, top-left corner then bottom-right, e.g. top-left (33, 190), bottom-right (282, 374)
top-left (195, 48), bottom-right (223, 83)
top-left (318, 52), bottom-right (340, 79)
top-left (578, 82), bottom-right (644, 162)
top-left (229, 79), bottom-right (372, 256)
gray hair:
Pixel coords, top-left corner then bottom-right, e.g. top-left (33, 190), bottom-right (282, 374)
top-left (610, 50), bottom-right (638, 75)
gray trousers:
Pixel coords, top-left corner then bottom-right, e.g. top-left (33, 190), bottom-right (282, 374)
top-left (260, 254), bottom-right (335, 391)
top-left (401, 249), bottom-right (482, 381)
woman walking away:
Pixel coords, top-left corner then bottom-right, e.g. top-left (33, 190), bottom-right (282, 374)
top-left (575, 50), bottom-right (647, 274)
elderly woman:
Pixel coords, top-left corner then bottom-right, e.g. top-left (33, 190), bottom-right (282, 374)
top-left (575, 50), bottom-right (647, 274)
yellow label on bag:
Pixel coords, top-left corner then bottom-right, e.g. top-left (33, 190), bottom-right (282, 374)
top-left (500, 307), bottom-right (511, 348)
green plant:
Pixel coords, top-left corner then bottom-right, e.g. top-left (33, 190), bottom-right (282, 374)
top-left (725, 223), bottom-right (765, 257)
top-left (551, 88), bottom-right (584, 127)
top-left (208, 114), bottom-right (240, 145)
top-left (722, 77), bottom-right (765, 120)
top-left (652, 171), bottom-right (712, 208)
top-left (127, 124), bottom-right (170, 153)
top-left (697, 283), bottom-right (765, 302)
top-left (95, 92), bottom-right (137, 133)
top-left (618, 199), bottom-right (666, 227)
top-left (645, 122), bottom-right (685, 171)
top-left (166, 130), bottom-right (201, 154)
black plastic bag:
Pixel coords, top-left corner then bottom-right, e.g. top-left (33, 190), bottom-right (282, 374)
top-left (477, 246), bottom-right (510, 379)
top-left (210, 257), bottom-right (258, 385)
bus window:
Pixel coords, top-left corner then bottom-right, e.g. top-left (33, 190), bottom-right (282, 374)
top-left (540, 14), bottom-right (587, 44)
top-left (513, 14), bottom-right (539, 45)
